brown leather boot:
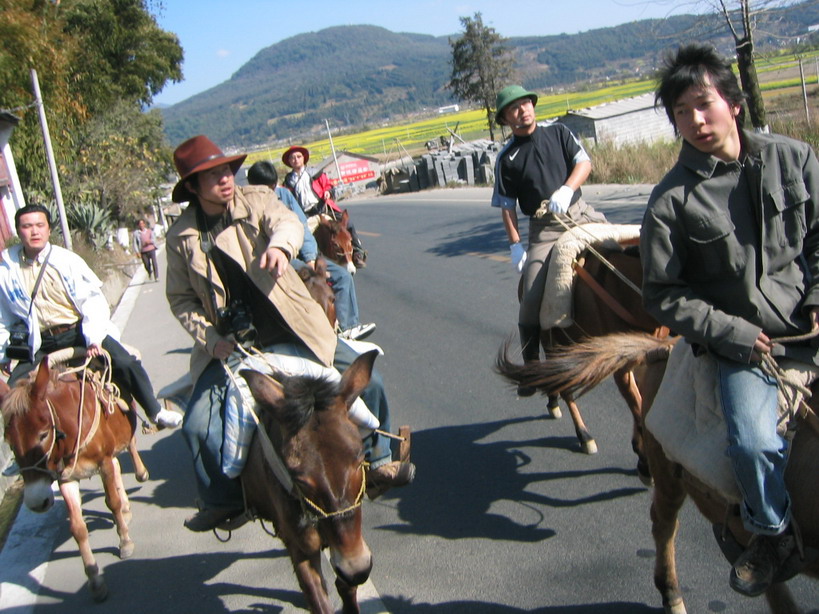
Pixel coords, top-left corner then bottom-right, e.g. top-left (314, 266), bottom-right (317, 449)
top-left (366, 461), bottom-right (416, 500)
top-left (730, 528), bottom-right (796, 597)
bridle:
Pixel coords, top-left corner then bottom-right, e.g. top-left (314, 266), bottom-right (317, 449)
top-left (11, 398), bottom-right (65, 481)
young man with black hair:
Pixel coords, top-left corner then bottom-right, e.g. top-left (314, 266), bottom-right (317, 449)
top-left (643, 43), bottom-right (819, 596)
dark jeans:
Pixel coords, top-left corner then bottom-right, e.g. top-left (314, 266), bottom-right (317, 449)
top-left (140, 249), bottom-right (159, 280)
top-left (9, 326), bottom-right (162, 419)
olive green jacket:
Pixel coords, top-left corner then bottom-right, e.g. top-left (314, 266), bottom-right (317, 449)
top-left (641, 131), bottom-right (819, 365)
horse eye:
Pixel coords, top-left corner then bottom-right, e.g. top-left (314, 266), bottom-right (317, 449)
top-left (38, 430), bottom-right (49, 443)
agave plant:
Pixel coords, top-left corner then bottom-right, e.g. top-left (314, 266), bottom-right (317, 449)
top-left (66, 202), bottom-right (114, 250)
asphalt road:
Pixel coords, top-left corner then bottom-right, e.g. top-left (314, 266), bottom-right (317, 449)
top-left (1, 185), bottom-right (817, 613)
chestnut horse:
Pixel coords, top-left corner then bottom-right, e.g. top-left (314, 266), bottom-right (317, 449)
top-left (314, 210), bottom-right (356, 275)
top-left (1, 354), bottom-right (149, 602)
top-left (500, 332), bottom-right (819, 614)
top-left (298, 256), bottom-right (337, 329)
top-left (516, 243), bottom-right (666, 476)
top-left (238, 349), bottom-right (377, 614)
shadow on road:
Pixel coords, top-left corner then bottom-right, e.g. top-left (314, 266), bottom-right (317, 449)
top-left (376, 416), bottom-right (646, 542)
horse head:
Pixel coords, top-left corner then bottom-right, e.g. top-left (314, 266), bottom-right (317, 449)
top-left (1, 360), bottom-right (69, 512)
top-left (239, 349), bottom-right (378, 588)
top-left (298, 257), bottom-right (337, 328)
top-left (314, 210), bottom-right (355, 275)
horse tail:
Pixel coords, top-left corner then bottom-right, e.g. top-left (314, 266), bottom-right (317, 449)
top-left (496, 332), bottom-right (677, 398)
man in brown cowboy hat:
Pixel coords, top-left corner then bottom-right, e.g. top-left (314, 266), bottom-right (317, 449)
top-left (282, 144), bottom-right (368, 268)
top-left (165, 135), bottom-right (414, 532)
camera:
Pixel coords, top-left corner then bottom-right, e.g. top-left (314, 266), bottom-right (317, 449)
top-left (216, 300), bottom-right (257, 346)
top-left (5, 321), bottom-right (32, 362)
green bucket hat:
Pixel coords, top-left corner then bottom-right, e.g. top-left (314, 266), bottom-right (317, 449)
top-left (495, 85), bottom-right (538, 125)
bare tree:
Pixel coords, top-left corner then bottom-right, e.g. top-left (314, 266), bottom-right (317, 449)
top-left (664, 0), bottom-right (815, 131)
top-left (449, 12), bottom-right (514, 141)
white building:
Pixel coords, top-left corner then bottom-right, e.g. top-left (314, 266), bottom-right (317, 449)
top-left (558, 93), bottom-right (676, 147)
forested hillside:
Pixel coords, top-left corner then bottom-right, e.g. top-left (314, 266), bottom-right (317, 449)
top-left (161, 3), bottom-right (819, 148)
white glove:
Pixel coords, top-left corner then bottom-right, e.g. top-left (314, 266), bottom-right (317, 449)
top-left (548, 185), bottom-right (575, 215)
top-left (509, 242), bottom-right (527, 273)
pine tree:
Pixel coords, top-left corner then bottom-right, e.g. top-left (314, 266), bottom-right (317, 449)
top-left (449, 13), bottom-right (514, 141)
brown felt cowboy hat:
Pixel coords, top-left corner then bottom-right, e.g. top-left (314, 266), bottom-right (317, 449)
top-left (281, 145), bottom-right (310, 168)
top-left (171, 135), bottom-right (247, 203)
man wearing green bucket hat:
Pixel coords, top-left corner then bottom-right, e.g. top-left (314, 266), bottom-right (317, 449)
top-left (491, 85), bottom-right (606, 396)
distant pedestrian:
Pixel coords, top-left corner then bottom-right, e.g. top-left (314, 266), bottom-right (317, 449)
top-left (132, 219), bottom-right (159, 282)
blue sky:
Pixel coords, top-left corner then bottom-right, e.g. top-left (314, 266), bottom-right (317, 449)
top-left (152, 0), bottom-right (694, 106)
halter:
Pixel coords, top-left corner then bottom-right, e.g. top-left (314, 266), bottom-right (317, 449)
top-left (12, 397), bottom-right (64, 481)
top-left (11, 354), bottom-right (113, 482)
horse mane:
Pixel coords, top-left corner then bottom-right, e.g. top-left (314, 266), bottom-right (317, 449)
top-left (275, 373), bottom-right (340, 435)
top-left (1, 369), bottom-right (61, 420)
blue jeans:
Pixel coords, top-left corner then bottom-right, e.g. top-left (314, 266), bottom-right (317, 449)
top-left (716, 357), bottom-right (790, 535)
top-left (182, 339), bottom-right (393, 509)
top-left (326, 259), bottom-right (359, 331)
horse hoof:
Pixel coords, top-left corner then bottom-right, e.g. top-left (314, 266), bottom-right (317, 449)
top-left (547, 406), bottom-right (562, 419)
top-left (90, 577), bottom-right (108, 602)
top-left (119, 540), bottom-right (135, 560)
top-left (581, 440), bottom-right (598, 455)
top-left (664, 600), bottom-right (687, 614)
top-left (135, 469), bottom-right (149, 483)
top-left (637, 469), bottom-right (654, 487)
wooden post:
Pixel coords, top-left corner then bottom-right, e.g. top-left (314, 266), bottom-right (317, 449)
top-left (30, 69), bottom-right (72, 249)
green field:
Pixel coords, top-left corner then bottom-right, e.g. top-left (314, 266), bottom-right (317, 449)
top-left (246, 49), bottom-right (819, 169)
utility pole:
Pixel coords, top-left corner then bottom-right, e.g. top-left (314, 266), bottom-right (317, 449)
top-left (30, 69), bottom-right (71, 249)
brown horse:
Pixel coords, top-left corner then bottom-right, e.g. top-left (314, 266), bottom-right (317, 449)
top-left (1, 355), bottom-right (149, 602)
top-left (238, 349), bottom-right (377, 614)
top-left (314, 210), bottom-right (356, 275)
top-left (298, 256), bottom-right (337, 329)
top-left (516, 242), bottom-right (667, 474)
top-left (500, 332), bottom-right (819, 614)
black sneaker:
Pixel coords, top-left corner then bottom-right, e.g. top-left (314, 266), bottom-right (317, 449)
top-left (730, 530), bottom-right (796, 597)
top-left (184, 507), bottom-right (246, 532)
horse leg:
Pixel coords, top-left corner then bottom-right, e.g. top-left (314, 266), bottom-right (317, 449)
top-left (335, 577), bottom-right (360, 614)
top-left (128, 434), bottom-right (150, 482)
top-left (100, 456), bottom-right (135, 560)
top-left (646, 433), bottom-right (688, 614)
top-left (764, 582), bottom-right (801, 614)
top-left (613, 367), bottom-right (652, 485)
top-left (111, 457), bottom-right (132, 525)
top-left (546, 395), bottom-right (562, 419)
top-left (59, 480), bottom-right (108, 602)
top-left (291, 551), bottom-right (334, 614)
top-left (561, 392), bottom-right (597, 455)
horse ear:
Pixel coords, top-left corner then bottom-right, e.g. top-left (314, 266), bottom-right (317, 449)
top-left (315, 256), bottom-right (327, 276)
top-left (338, 350), bottom-right (377, 410)
top-left (340, 209), bottom-right (349, 225)
top-left (31, 360), bottom-right (51, 403)
top-left (239, 370), bottom-right (285, 412)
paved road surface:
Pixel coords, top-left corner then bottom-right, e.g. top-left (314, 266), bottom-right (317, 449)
top-left (2, 184), bottom-right (817, 614)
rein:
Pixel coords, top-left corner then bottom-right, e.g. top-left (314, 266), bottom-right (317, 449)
top-left (761, 329), bottom-right (819, 437)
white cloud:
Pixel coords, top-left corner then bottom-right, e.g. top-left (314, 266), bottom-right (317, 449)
top-left (216, 49), bottom-right (231, 58)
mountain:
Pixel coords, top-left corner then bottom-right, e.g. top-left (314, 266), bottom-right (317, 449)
top-left (161, 3), bottom-right (819, 148)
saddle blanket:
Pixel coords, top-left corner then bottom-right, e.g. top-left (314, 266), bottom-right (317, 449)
top-left (644, 340), bottom-right (818, 502)
top-left (540, 223), bottom-right (641, 330)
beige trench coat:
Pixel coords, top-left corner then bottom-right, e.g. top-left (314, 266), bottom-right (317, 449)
top-left (165, 185), bottom-right (337, 383)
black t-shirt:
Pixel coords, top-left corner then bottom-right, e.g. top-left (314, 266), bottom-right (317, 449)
top-left (492, 123), bottom-right (587, 216)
